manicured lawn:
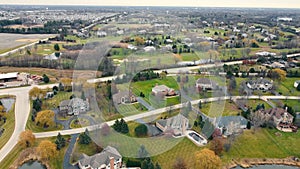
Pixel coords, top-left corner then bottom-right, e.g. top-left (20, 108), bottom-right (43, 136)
top-left (70, 118), bottom-right (91, 129)
top-left (152, 138), bottom-right (204, 169)
top-left (271, 99), bottom-right (300, 112)
top-left (42, 91), bottom-right (73, 110)
top-left (116, 103), bottom-right (147, 117)
top-left (200, 100), bottom-right (240, 117)
top-left (131, 77), bottom-right (180, 108)
top-left (71, 141), bottom-right (101, 163)
top-left (277, 77), bottom-right (300, 96)
top-left (181, 53), bottom-right (201, 61)
top-left (222, 128), bottom-right (300, 164)
top-left (0, 101), bottom-right (15, 150)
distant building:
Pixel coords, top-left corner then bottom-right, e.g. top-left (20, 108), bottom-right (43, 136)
top-left (195, 78), bottom-right (218, 90)
top-left (97, 31), bottom-right (107, 37)
top-left (156, 114), bottom-right (190, 136)
top-left (78, 146), bottom-right (122, 169)
top-left (294, 80), bottom-right (300, 88)
top-left (112, 90), bottom-right (136, 105)
top-left (0, 72), bottom-right (19, 83)
top-left (152, 84), bottom-right (175, 96)
top-left (59, 98), bottom-right (89, 116)
top-left (246, 78), bottom-right (273, 91)
top-left (256, 51), bottom-right (276, 57)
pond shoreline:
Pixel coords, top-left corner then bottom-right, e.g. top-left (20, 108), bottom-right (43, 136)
top-left (10, 148), bottom-right (50, 169)
top-left (223, 157), bottom-right (300, 169)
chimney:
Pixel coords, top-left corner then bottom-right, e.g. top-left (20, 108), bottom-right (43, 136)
top-left (110, 157), bottom-right (115, 169)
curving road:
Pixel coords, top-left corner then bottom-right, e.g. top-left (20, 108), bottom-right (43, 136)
top-left (0, 84), bottom-right (57, 163)
top-left (0, 57), bottom-right (299, 163)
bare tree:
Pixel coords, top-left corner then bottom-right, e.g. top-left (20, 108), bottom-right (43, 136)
top-left (249, 110), bottom-right (267, 133)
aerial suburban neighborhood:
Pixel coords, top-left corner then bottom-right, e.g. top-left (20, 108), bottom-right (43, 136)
top-left (0, 1), bottom-right (299, 169)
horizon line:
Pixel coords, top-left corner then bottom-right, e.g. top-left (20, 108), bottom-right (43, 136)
top-left (0, 4), bottom-right (300, 10)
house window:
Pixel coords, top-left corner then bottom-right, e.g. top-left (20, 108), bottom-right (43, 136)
top-left (121, 97), bottom-right (126, 103)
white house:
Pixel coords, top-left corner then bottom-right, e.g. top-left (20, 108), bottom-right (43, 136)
top-left (78, 146), bottom-right (122, 169)
top-left (195, 78), bottom-right (218, 90)
top-left (152, 84), bottom-right (175, 96)
top-left (59, 98), bottom-right (89, 116)
top-left (294, 80), bottom-right (300, 88)
top-left (156, 114), bottom-right (190, 136)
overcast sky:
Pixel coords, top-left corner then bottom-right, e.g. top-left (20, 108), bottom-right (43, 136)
top-left (0, 0), bottom-right (299, 9)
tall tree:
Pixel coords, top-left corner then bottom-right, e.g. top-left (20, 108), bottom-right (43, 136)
top-left (37, 140), bottom-right (58, 160)
top-left (29, 87), bottom-right (46, 100)
top-left (54, 43), bottom-right (60, 51)
top-left (55, 132), bottom-right (66, 150)
top-left (79, 129), bottom-right (92, 145)
top-left (194, 148), bottom-right (221, 169)
top-left (19, 130), bottom-right (36, 148)
top-left (35, 110), bottom-right (55, 128)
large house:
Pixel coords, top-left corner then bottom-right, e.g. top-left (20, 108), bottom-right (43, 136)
top-left (152, 84), bottom-right (175, 97)
top-left (195, 78), bottom-right (218, 90)
top-left (59, 98), bottom-right (89, 116)
top-left (246, 78), bottom-right (273, 91)
top-left (261, 108), bottom-right (295, 131)
top-left (215, 116), bottom-right (248, 136)
top-left (156, 114), bottom-right (190, 136)
top-left (78, 146), bottom-right (122, 169)
top-left (112, 90), bottom-right (136, 105)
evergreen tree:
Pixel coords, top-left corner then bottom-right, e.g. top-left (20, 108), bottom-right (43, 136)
top-left (42, 74), bottom-right (50, 83)
top-left (55, 132), bottom-right (66, 150)
top-left (79, 129), bottom-right (91, 145)
top-left (120, 118), bottom-right (129, 134)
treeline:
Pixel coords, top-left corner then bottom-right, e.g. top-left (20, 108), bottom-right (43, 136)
top-left (0, 19), bottom-right (22, 27)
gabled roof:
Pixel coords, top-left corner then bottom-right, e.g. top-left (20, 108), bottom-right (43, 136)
top-left (79, 146), bottom-right (121, 168)
top-left (216, 116), bottom-right (248, 128)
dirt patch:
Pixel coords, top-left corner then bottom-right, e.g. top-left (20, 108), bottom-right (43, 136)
top-left (15, 39), bottom-right (39, 42)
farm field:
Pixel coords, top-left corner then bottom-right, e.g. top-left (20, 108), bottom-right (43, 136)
top-left (0, 33), bottom-right (56, 54)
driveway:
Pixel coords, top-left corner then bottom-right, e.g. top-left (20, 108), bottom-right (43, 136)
top-left (136, 97), bottom-right (155, 110)
top-left (63, 134), bottom-right (79, 169)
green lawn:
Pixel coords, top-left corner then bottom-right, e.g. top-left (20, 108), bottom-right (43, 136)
top-left (70, 117), bottom-right (91, 129)
top-left (131, 77), bottom-right (180, 108)
top-left (200, 100), bottom-right (240, 117)
top-left (0, 99), bottom-right (15, 150)
top-left (152, 138), bottom-right (204, 169)
top-left (222, 128), bottom-right (300, 164)
top-left (277, 77), bottom-right (300, 96)
top-left (71, 141), bottom-right (101, 163)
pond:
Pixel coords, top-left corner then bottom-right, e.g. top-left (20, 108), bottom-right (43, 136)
top-left (18, 161), bottom-right (46, 169)
top-left (233, 165), bottom-right (299, 169)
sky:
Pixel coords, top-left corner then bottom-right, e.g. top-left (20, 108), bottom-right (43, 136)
top-left (0, 0), bottom-right (300, 9)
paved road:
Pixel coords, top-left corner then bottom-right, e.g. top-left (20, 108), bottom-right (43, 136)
top-left (33, 95), bottom-right (300, 138)
top-left (136, 97), bottom-right (155, 110)
top-left (0, 84), bottom-right (58, 163)
top-left (0, 37), bottom-right (56, 57)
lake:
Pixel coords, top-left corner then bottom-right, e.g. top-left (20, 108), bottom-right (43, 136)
top-left (233, 165), bottom-right (299, 169)
top-left (18, 161), bottom-right (46, 169)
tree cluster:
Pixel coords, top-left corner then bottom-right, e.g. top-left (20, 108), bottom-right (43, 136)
top-left (112, 119), bottom-right (129, 134)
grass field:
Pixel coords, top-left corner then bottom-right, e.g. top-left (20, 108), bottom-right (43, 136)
top-left (277, 77), bottom-right (300, 96)
top-left (222, 128), bottom-right (300, 164)
top-left (200, 100), bottom-right (240, 117)
top-left (71, 141), bottom-right (101, 163)
top-left (152, 138), bottom-right (204, 169)
top-left (0, 100), bottom-right (15, 150)
top-left (0, 33), bottom-right (55, 54)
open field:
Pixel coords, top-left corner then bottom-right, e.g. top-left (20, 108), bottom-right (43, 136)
top-left (222, 128), bottom-right (300, 164)
top-left (0, 33), bottom-right (55, 54)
